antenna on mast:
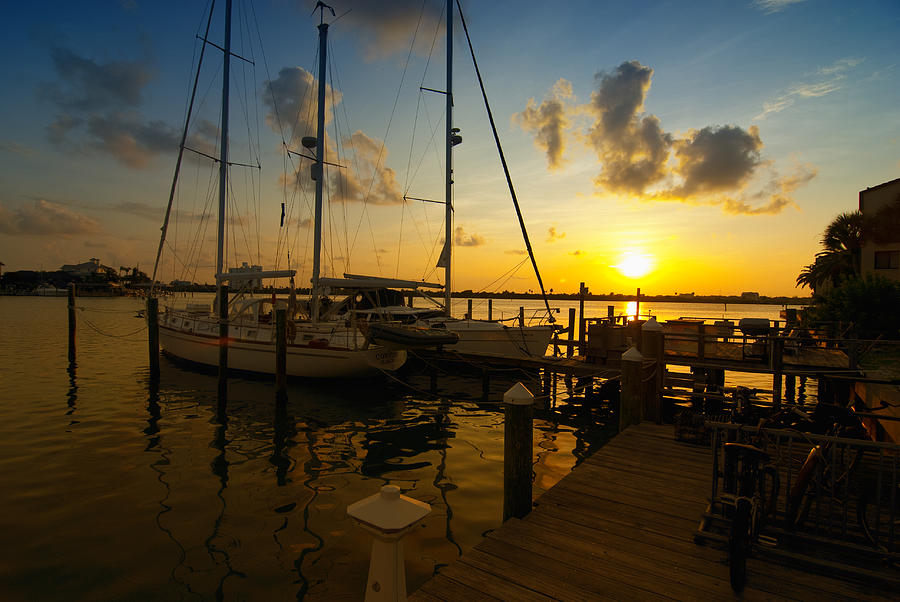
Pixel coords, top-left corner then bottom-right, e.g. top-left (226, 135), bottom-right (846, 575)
top-left (311, 1), bottom-right (335, 24)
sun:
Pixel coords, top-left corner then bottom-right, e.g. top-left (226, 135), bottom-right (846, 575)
top-left (613, 251), bottom-right (654, 279)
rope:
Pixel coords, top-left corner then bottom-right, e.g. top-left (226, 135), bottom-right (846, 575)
top-left (80, 316), bottom-right (147, 339)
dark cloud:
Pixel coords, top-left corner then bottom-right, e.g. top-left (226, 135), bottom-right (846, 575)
top-left (262, 67), bottom-right (340, 145)
top-left (514, 80), bottom-right (572, 170)
top-left (85, 112), bottom-right (178, 168)
top-left (587, 61), bottom-right (672, 194)
top-left (40, 46), bottom-right (177, 168)
top-left (0, 200), bottom-right (100, 235)
top-left (454, 226), bottom-right (485, 247)
top-left (41, 46), bottom-right (152, 112)
top-left (518, 60), bottom-right (814, 215)
top-left (669, 125), bottom-right (763, 196)
top-left (569, 250), bottom-right (585, 256)
top-left (340, 0), bottom-right (444, 60)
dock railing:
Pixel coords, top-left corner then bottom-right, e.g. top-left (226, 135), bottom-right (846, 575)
top-left (701, 421), bottom-right (899, 569)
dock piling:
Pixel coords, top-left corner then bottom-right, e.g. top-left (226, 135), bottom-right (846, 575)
top-left (67, 283), bottom-right (76, 363)
top-left (147, 296), bottom-right (159, 380)
top-left (620, 347), bottom-right (643, 431)
top-left (567, 307), bottom-right (576, 358)
top-left (641, 317), bottom-right (663, 423)
top-left (275, 308), bottom-right (287, 401)
top-left (503, 382), bottom-right (534, 521)
top-left (217, 283), bottom-right (228, 407)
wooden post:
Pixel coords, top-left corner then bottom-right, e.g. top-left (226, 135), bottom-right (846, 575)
top-left (578, 282), bottom-right (586, 348)
top-left (772, 336), bottom-right (784, 409)
top-left (67, 283), bottom-right (76, 363)
top-left (785, 373), bottom-right (796, 403)
top-left (467, 298), bottom-right (473, 320)
top-left (488, 298), bottom-right (493, 321)
top-left (697, 323), bottom-right (706, 360)
top-left (641, 317), bottom-right (663, 423)
top-left (567, 307), bottom-right (576, 358)
top-left (635, 287), bottom-right (641, 320)
top-left (503, 383), bottom-right (534, 521)
top-left (217, 284), bottom-right (228, 404)
top-left (620, 347), bottom-right (643, 431)
top-left (275, 308), bottom-right (287, 401)
top-left (147, 296), bottom-right (160, 380)
top-left (519, 306), bottom-right (525, 327)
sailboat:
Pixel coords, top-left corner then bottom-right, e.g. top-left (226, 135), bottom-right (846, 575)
top-left (151, 1), bottom-right (410, 378)
top-left (360, 0), bottom-right (558, 359)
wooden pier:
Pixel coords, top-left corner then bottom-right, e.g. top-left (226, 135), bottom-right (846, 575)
top-left (410, 424), bottom-right (896, 601)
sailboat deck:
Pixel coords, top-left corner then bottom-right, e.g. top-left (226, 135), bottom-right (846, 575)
top-left (410, 424), bottom-right (897, 601)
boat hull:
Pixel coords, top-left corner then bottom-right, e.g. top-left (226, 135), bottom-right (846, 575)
top-left (434, 320), bottom-right (555, 358)
top-left (159, 323), bottom-right (405, 379)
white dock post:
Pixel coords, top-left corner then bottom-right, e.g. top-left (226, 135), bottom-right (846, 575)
top-left (347, 485), bottom-right (431, 601)
top-left (503, 382), bottom-right (535, 521)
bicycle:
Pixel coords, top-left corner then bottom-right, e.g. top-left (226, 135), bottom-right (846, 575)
top-left (723, 440), bottom-right (780, 591)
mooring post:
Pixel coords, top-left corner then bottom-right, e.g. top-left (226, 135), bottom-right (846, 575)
top-left (641, 317), bottom-right (663, 423)
top-left (217, 283), bottom-right (228, 405)
top-left (488, 298), bottom-right (493, 321)
top-left (347, 485), bottom-right (431, 602)
top-left (519, 306), bottom-right (525, 327)
top-left (67, 283), bottom-right (76, 363)
top-left (275, 308), bottom-right (287, 401)
top-left (578, 282), bottom-right (586, 349)
top-left (635, 287), bottom-right (641, 319)
top-left (785, 373), bottom-right (796, 403)
top-left (567, 307), bottom-right (576, 358)
top-left (147, 296), bottom-right (160, 380)
top-left (620, 346), bottom-right (643, 431)
top-left (772, 335), bottom-right (784, 409)
top-left (503, 382), bottom-right (534, 522)
top-left (467, 299), bottom-right (473, 320)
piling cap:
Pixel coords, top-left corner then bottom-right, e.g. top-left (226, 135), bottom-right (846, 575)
top-left (503, 382), bottom-right (535, 406)
top-left (347, 485), bottom-right (431, 534)
top-left (622, 346), bottom-right (643, 362)
top-left (641, 316), bottom-right (662, 332)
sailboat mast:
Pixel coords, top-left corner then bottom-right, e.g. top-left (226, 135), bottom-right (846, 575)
top-left (443, 0), bottom-right (454, 315)
top-left (215, 0), bottom-right (232, 286)
top-left (311, 16), bottom-right (329, 323)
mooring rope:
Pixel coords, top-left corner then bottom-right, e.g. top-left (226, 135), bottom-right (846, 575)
top-left (80, 315), bottom-right (147, 339)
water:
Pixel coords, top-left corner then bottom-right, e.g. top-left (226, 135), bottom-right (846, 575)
top-left (0, 295), bottom-right (796, 599)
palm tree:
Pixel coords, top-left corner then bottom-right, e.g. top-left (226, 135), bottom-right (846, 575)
top-left (796, 211), bottom-right (867, 291)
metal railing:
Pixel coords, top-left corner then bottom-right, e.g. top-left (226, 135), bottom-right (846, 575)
top-left (705, 421), bottom-right (899, 563)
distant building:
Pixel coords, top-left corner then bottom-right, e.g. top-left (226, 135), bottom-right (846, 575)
top-left (60, 257), bottom-right (111, 276)
top-left (860, 177), bottom-right (900, 283)
top-left (227, 262), bottom-right (263, 288)
top-left (740, 291), bottom-right (760, 301)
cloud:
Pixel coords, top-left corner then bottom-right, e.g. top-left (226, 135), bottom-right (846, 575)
top-left (340, 0), bottom-right (445, 60)
top-left (329, 131), bottom-right (402, 205)
top-left (514, 79), bottom-right (573, 169)
top-left (586, 61), bottom-right (673, 195)
top-left (40, 46), bottom-right (178, 168)
top-left (0, 200), bottom-right (100, 235)
top-left (505, 249), bottom-right (527, 255)
top-left (569, 250), bottom-right (585, 256)
top-left (454, 226), bottom-right (485, 247)
top-left (752, 0), bottom-right (806, 14)
top-left (262, 67), bottom-right (341, 145)
top-left (667, 125), bottom-right (763, 196)
top-left (756, 57), bottom-right (863, 119)
top-left (0, 141), bottom-right (37, 156)
top-left (546, 225), bottom-right (566, 242)
top-left (518, 60), bottom-right (814, 215)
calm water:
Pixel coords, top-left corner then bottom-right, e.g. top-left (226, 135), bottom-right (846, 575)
top-left (0, 295), bottom-right (798, 600)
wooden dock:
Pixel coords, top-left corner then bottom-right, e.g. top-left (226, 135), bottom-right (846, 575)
top-left (410, 424), bottom-right (896, 601)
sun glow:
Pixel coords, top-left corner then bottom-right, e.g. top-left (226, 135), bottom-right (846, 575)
top-left (613, 250), bottom-right (654, 279)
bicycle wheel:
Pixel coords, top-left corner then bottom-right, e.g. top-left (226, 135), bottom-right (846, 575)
top-left (729, 498), bottom-right (752, 592)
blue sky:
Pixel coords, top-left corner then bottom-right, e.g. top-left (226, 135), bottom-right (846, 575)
top-left (1, 0), bottom-right (898, 295)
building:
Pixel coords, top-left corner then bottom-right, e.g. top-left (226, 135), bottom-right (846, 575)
top-left (60, 258), bottom-right (111, 277)
top-left (859, 177), bottom-right (900, 283)
top-left (227, 262), bottom-right (263, 288)
top-left (740, 291), bottom-right (761, 301)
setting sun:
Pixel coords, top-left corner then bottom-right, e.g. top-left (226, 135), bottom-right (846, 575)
top-left (613, 251), bottom-right (654, 279)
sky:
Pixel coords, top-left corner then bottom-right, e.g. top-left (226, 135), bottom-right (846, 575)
top-left (0, 0), bottom-right (898, 296)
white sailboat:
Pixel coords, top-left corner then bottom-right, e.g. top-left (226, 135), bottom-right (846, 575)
top-left (151, 1), bottom-right (406, 378)
top-left (369, 0), bottom-right (557, 359)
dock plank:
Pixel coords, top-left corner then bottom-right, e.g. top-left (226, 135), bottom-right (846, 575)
top-left (410, 423), bottom-right (896, 601)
